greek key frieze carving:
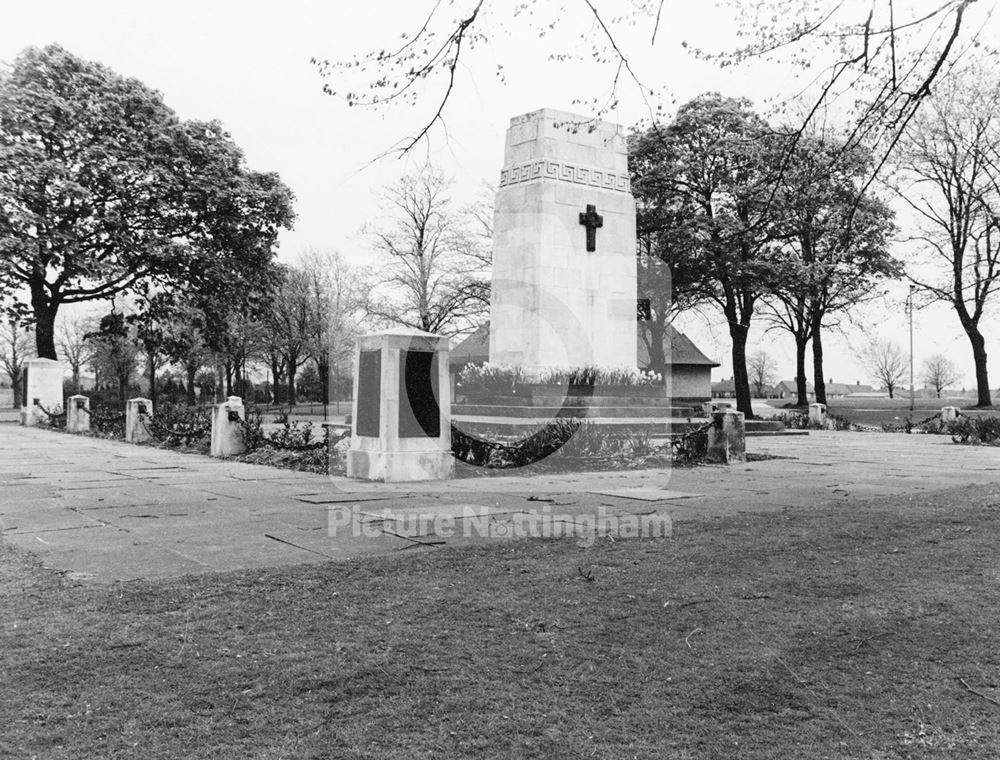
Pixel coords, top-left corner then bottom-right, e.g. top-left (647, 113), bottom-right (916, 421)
top-left (499, 160), bottom-right (630, 193)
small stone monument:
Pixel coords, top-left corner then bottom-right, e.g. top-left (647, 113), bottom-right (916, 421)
top-left (19, 357), bottom-right (64, 426)
top-left (347, 328), bottom-right (454, 482)
top-left (66, 395), bottom-right (90, 433)
top-left (489, 108), bottom-right (638, 370)
top-left (211, 396), bottom-right (246, 457)
top-left (706, 410), bottom-right (746, 463)
top-left (125, 398), bottom-right (153, 443)
top-left (941, 406), bottom-right (960, 422)
top-left (809, 403), bottom-right (827, 427)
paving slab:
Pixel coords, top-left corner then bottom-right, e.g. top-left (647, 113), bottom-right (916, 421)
top-left (2, 425), bottom-right (1000, 583)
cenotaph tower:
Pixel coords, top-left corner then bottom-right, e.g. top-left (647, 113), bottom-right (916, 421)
top-left (488, 108), bottom-right (638, 369)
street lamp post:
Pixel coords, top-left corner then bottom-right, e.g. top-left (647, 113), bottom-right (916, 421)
top-left (907, 284), bottom-right (915, 417)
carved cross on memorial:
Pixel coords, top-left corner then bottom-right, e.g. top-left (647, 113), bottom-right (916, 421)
top-left (578, 204), bottom-right (603, 252)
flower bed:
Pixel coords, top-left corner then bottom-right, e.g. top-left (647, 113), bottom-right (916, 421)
top-left (458, 363), bottom-right (665, 401)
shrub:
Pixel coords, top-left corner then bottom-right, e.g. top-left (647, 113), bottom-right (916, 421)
top-left (947, 415), bottom-right (1000, 445)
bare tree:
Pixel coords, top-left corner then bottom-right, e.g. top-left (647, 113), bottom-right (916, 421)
top-left (265, 267), bottom-right (314, 406)
top-left (56, 314), bottom-right (96, 391)
top-left (748, 350), bottom-right (778, 398)
top-left (364, 167), bottom-right (491, 335)
top-left (0, 318), bottom-right (34, 407)
top-left (862, 338), bottom-right (909, 399)
top-left (312, 0), bottom-right (992, 184)
top-left (922, 354), bottom-right (960, 397)
top-left (297, 249), bottom-right (363, 405)
top-left (898, 64), bottom-right (1000, 407)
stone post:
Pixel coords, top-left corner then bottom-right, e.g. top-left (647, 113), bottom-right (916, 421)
top-left (347, 328), bottom-right (454, 482)
top-left (706, 410), bottom-right (746, 464)
top-left (808, 403), bottom-right (827, 427)
top-left (941, 406), bottom-right (960, 423)
top-left (66, 395), bottom-right (90, 433)
top-left (125, 398), bottom-right (153, 443)
top-left (19, 357), bottom-right (64, 426)
top-left (211, 395), bottom-right (246, 457)
top-left (701, 400), bottom-right (719, 417)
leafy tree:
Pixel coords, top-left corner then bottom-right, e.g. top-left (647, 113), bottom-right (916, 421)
top-left (0, 318), bottom-right (34, 407)
top-left (630, 94), bottom-right (782, 417)
top-left (0, 44), bottom-right (294, 360)
top-left (766, 134), bottom-right (899, 405)
top-left (922, 354), bottom-right (960, 398)
top-left (364, 167), bottom-right (491, 334)
top-left (630, 129), bottom-right (711, 377)
top-left (862, 338), bottom-right (908, 399)
top-left (747, 350), bottom-right (777, 398)
top-left (898, 64), bottom-right (1000, 407)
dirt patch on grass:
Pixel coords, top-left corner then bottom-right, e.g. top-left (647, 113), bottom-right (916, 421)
top-left (4, 485), bottom-right (1000, 758)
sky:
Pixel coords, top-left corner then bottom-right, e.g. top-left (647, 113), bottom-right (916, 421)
top-left (1, 0), bottom-right (996, 393)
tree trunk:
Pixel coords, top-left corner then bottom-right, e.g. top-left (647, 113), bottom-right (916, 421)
top-left (811, 314), bottom-right (827, 406)
top-left (967, 328), bottom-right (992, 406)
top-left (147, 352), bottom-right (157, 408)
top-left (270, 359), bottom-right (284, 404)
top-left (794, 335), bottom-right (809, 406)
top-left (729, 322), bottom-right (753, 418)
top-left (317, 356), bottom-right (330, 406)
top-left (287, 356), bottom-right (298, 406)
top-left (185, 363), bottom-right (198, 406)
top-left (12, 372), bottom-right (21, 408)
top-left (31, 291), bottom-right (59, 360)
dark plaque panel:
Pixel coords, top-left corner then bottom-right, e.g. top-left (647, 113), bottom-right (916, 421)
top-left (398, 350), bottom-right (440, 438)
top-left (355, 350), bottom-right (381, 437)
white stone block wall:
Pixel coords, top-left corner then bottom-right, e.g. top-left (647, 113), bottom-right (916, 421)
top-left (489, 109), bottom-right (637, 371)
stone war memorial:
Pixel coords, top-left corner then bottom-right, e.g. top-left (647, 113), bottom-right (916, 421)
top-left (450, 108), bottom-right (727, 441)
top-left (349, 107), bottom-right (741, 480)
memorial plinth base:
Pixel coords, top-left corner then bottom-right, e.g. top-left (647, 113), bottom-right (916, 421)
top-left (347, 448), bottom-right (455, 482)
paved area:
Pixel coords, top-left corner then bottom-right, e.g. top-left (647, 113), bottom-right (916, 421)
top-left (2, 423), bottom-right (999, 583)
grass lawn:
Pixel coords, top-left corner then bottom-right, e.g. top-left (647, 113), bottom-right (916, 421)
top-left (4, 485), bottom-right (1000, 758)
top-left (767, 396), bottom-right (998, 428)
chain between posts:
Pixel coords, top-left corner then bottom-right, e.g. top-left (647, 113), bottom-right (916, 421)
top-left (236, 416), bottom-right (328, 452)
top-left (35, 403), bottom-right (67, 420)
top-left (911, 410), bottom-right (946, 428)
top-left (141, 411), bottom-right (211, 444)
top-left (80, 407), bottom-right (126, 425)
top-left (670, 420), bottom-right (716, 453)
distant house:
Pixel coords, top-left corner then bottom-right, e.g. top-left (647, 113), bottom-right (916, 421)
top-left (711, 378), bottom-right (737, 398)
top-left (450, 323), bottom-right (718, 401)
top-left (771, 380), bottom-right (815, 400)
top-left (827, 380), bottom-right (875, 397)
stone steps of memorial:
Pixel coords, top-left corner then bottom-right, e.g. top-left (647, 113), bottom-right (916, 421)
top-left (452, 404), bottom-right (696, 419)
top-left (452, 416), bottom-right (802, 436)
top-left (457, 395), bottom-right (689, 408)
